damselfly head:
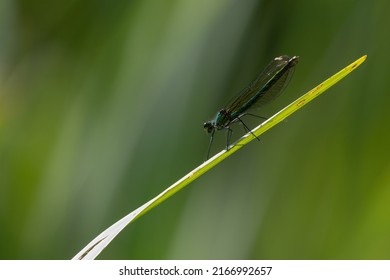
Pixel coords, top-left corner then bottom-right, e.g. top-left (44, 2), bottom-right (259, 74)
top-left (203, 121), bottom-right (214, 134)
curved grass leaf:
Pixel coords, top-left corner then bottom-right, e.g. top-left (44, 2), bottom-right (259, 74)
top-left (73, 55), bottom-right (367, 260)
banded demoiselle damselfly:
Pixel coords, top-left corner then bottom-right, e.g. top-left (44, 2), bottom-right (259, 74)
top-left (203, 55), bottom-right (299, 159)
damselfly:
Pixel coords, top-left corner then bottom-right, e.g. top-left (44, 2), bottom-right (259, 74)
top-left (203, 55), bottom-right (299, 159)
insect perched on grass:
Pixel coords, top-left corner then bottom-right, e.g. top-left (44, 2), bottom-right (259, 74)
top-left (203, 55), bottom-right (299, 159)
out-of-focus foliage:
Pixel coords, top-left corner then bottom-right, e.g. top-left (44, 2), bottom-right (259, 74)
top-left (0, 0), bottom-right (389, 259)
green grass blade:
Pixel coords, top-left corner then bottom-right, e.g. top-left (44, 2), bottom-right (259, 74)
top-left (72, 55), bottom-right (367, 260)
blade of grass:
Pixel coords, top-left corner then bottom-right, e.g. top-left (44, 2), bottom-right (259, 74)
top-left (73, 55), bottom-right (367, 260)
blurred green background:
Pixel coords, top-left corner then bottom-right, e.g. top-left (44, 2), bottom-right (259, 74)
top-left (0, 0), bottom-right (389, 259)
